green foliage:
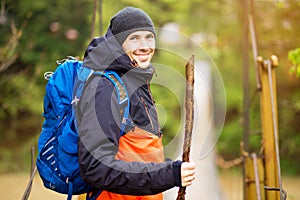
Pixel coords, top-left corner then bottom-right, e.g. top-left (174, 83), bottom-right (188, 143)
top-left (278, 91), bottom-right (300, 175)
top-left (0, 73), bottom-right (43, 119)
top-left (217, 116), bottom-right (242, 159)
top-left (0, 0), bottom-right (91, 172)
top-left (0, 71), bottom-right (43, 156)
top-left (288, 48), bottom-right (300, 77)
top-left (0, 0), bottom-right (300, 176)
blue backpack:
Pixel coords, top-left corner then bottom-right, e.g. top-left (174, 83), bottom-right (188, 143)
top-left (36, 57), bottom-right (130, 200)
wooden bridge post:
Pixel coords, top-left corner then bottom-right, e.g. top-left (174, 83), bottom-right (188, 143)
top-left (257, 55), bottom-right (281, 200)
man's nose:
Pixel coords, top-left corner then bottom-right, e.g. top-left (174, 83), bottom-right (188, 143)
top-left (139, 38), bottom-right (150, 49)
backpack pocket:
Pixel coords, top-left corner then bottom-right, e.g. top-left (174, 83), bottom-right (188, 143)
top-left (57, 118), bottom-right (79, 177)
top-left (58, 119), bottom-right (78, 154)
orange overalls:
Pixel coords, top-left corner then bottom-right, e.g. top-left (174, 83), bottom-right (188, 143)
top-left (95, 126), bottom-right (164, 200)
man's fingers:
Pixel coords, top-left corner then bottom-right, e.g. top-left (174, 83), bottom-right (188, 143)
top-left (181, 162), bottom-right (196, 187)
top-left (181, 169), bottom-right (195, 177)
top-left (181, 176), bottom-right (195, 187)
top-left (182, 162), bottom-right (196, 170)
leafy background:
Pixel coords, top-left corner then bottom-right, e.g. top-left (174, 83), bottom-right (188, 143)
top-left (0, 0), bottom-right (300, 175)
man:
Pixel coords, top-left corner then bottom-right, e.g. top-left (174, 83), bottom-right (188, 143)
top-left (76, 6), bottom-right (196, 200)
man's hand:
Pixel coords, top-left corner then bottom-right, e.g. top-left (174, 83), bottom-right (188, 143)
top-left (181, 162), bottom-right (196, 187)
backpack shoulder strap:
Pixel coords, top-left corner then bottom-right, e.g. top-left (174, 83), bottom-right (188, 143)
top-left (71, 66), bottom-right (94, 106)
top-left (73, 67), bottom-right (132, 136)
top-left (97, 70), bottom-right (132, 136)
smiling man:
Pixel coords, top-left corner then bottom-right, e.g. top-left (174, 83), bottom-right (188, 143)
top-left (76, 7), bottom-right (196, 200)
top-left (122, 30), bottom-right (155, 69)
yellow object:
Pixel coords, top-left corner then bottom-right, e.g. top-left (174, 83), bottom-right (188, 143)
top-left (258, 56), bottom-right (280, 200)
top-left (244, 154), bottom-right (265, 200)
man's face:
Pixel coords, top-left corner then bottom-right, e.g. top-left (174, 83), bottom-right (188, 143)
top-left (122, 30), bottom-right (155, 69)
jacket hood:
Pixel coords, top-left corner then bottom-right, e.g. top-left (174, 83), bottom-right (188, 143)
top-left (83, 28), bottom-right (155, 84)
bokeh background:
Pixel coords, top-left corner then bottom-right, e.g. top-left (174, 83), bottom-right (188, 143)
top-left (1, 0), bottom-right (300, 199)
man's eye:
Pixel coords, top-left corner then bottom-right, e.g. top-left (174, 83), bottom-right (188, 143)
top-left (146, 35), bottom-right (154, 39)
top-left (130, 36), bottom-right (138, 40)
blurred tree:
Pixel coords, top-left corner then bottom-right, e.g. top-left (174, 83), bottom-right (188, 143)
top-left (214, 0), bottom-right (300, 174)
top-left (0, 0), bottom-right (300, 174)
top-left (0, 0), bottom-right (91, 171)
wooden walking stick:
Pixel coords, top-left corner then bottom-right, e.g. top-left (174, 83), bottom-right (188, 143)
top-left (176, 55), bottom-right (195, 200)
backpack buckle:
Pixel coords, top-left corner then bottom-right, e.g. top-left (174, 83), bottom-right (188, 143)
top-left (71, 96), bottom-right (80, 106)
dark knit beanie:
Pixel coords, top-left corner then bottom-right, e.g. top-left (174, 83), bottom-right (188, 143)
top-left (110, 7), bottom-right (156, 45)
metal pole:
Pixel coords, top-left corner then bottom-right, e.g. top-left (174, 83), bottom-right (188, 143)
top-left (242, 0), bottom-right (250, 154)
top-left (252, 153), bottom-right (262, 200)
top-left (241, 1), bottom-right (250, 199)
top-left (266, 58), bottom-right (283, 200)
top-left (249, 0), bottom-right (261, 90)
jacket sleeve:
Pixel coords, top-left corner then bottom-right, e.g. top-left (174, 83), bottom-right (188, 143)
top-left (76, 76), bottom-right (182, 195)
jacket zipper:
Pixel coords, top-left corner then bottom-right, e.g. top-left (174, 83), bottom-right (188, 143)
top-left (147, 81), bottom-right (161, 135)
top-left (139, 95), bottom-right (155, 132)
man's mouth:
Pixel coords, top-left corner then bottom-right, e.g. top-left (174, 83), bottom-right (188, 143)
top-left (135, 54), bottom-right (150, 62)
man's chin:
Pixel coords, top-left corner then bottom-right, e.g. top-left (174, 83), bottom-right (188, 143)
top-left (137, 61), bottom-right (150, 69)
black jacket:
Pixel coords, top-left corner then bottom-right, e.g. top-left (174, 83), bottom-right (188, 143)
top-left (75, 28), bottom-right (181, 195)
